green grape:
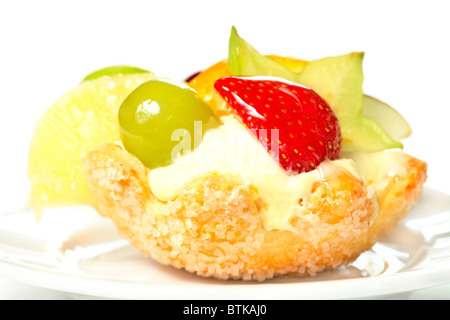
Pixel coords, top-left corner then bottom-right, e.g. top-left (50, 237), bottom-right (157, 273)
top-left (82, 65), bottom-right (151, 82)
top-left (118, 79), bottom-right (220, 169)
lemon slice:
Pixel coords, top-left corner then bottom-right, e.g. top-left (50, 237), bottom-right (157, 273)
top-left (27, 73), bottom-right (155, 220)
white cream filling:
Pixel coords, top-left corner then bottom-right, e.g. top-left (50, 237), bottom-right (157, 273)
top-left (341, 149), bottom-right (408, 194)
top-left (148, 116), bottom-right (405, 231)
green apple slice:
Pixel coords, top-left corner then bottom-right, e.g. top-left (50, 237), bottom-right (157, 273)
top-left (362, 95), bottom-right (411, 140)
top-left (227, 27), bottom-right (404, 152)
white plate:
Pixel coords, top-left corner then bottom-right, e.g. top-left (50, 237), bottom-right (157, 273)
top-left (1, 187), bottom-right (450, 300)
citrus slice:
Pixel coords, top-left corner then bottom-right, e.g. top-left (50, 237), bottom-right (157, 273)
top-left (82, 65), bottom-right (151, 82)
top-left (188, 59), bottom-right (231, 116)
top-left (27, 73), bottom-right (155, 220)
top-left (265, 55), bottom-right (309, 73)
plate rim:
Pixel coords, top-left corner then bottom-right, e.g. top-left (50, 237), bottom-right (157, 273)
top-left (1, 254), bottom-right (450, 300)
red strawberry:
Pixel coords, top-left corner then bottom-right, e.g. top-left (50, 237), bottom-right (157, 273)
top-left (214, 76), bottom-right (341, 174)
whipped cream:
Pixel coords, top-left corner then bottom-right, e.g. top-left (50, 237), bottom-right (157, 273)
top-left (149, 115), bottom-right (363, 231)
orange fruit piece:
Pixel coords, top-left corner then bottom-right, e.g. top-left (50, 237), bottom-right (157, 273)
top-left (188, 56), bottom-right (309, 116)
top-left (265, 55), bottom-right (309, 73)
top-left (188, 59), bottom-right (231, 117)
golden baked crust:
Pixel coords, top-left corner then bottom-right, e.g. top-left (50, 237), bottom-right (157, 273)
top-left (83, 143), bottom-right (426, 281)
top-left (368, 155), bottom-right (427, 242)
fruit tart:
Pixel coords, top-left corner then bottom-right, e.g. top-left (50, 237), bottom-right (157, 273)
top-left (27, 27), bottom-right (427, 281)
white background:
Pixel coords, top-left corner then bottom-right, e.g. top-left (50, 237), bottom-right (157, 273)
top-left (0, 0), bottom-right (449, 299)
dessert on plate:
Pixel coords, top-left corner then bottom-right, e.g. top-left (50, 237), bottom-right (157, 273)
top-left (27, 27), bottom-right (427, 280)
